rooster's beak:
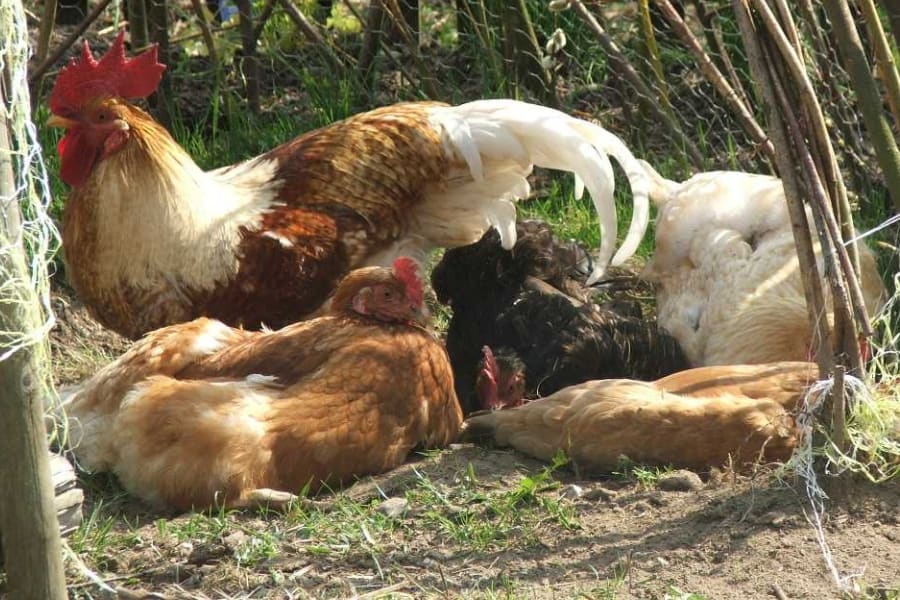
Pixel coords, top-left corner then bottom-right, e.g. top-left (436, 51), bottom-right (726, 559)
top-left (46, 115), bottom-right (78, 129)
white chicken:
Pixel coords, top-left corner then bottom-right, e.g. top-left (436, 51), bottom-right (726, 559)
top-left (639, 161), bottom-right (887, 366)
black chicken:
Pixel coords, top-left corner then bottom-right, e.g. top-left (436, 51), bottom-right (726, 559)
top-left (432, 220), bottom-right (689, 414)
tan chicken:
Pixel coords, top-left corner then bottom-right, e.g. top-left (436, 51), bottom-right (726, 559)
top-left (638, 161), bottom-right (886, 366)
top-left (461, 360), bottom-right (819, 472)
top-left (58, 258), bottom-right (462, 511)
top-left (46, 33), bottom-right (649, 339)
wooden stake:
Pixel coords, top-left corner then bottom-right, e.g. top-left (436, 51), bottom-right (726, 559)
top-left (0, 8), bottom-right (67, 592)
top-left (733, 0), bottom-right (834, 375)
top-left (823, 0), bottom-right (900, 212)
top-left (858, 0), bottom-right (900, 129)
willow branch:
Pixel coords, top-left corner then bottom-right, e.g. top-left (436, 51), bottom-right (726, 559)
top-left (655, 0), bottom-right (775, 163)
top-left (571, 0), bottom-right (705, 167)
top-left (733, 0), bottom-right (834, 374)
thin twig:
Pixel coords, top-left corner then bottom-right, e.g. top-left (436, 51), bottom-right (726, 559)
top-left (189, 0), bottom-right (218, 71)
top-left (343, 0), bottom-right (428, 98)
top-left (277, 0), bottom-right (351, 67)
top-left (831, 365), bottom-right (848, 454)
top-left (639, 0), bottom-right (673, 115)
top-left (767, 51), bottom-right (853, 369)
top-left (703, 3), bottom-right (753, 111)
top-left (858, 0), bottom-right (900, 128)
top-left (235, 0), bottom-right (260, 113)
top-left (655, 0), bottom-right (775, 163)
top-left (28, 0), bottom-right (117, 84)
top-left (251, 0), bottom-right (278, 41)
top-left (570, 0), bottom-right (705, 167)
top-left (350, 581), bottom-right (409, 600)
top-left (383, 0), bottom-right (438, 97)
top-left (733, 0), bottom-right (834, 374)
top-left (752, 0), bottom-right (872, 339)
top-left (772, 66), bottom-right (866, 371)
top-left (823, 0), bottom-right (900, 212)
top-left (771, 583), bottom-right (790, 600)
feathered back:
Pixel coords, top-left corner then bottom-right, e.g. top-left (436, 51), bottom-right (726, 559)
top-left (432, 219), bottom-right (591, 308)
top-left (433, 220), bottom-right (689, 414)
top-left (461, 365), bottom-right (810, 472)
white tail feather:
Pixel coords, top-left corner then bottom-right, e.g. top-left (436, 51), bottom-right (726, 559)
top-left (430, 100), bottom-right (650, 282)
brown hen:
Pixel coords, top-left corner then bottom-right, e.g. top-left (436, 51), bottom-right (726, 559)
top-left (462, 361), bottom-right (819, 472)
top-left (58, 258), bottom-right (462, 511)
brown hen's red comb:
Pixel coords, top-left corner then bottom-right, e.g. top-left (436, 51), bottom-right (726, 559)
top-left (392, 257), bottom-right (424, 308)
top-left (480, 346), bottom-right (498, 380)
top-left (50, 31), bottom-right (166, 115)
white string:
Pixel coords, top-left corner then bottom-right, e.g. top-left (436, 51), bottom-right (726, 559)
top-left (843, 212), bottom-right (900, 246)
top-left (791, 376), bottom-right (866, 595)
top-left (1, 0), bottom-right (62, 448)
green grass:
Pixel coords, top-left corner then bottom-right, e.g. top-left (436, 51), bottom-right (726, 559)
top-left (30, 3), bottom-right (900, 598)
top-left (611, 456), bottom-right (674, 489)
top-left (406, 454), bottom-right (578, 552)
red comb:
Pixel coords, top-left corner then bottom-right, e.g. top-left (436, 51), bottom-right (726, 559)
top-left (50, 31), bottom-right (166, 115)
top-left (392, 257), bottom-right (424, 307)
top-left (481, 346), bottom-right (497, 375)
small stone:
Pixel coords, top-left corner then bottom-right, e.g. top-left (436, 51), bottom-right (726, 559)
top-left (657, 470), bottom-right (704, 492)
top-left (584, 486), bottom-right (617, 501)
top-left (632, 500), bottom-right (653, 514)
top-left (222, 530), bottom-right (247, 550)
top-left (560, 484), bottom-right (584, 500)
top-left (647, 492), bottom-right (667, 507)
top-left (177, 541), bottom-right (194, 558)
top-left (376, 497), bottom-right (409, 518)
top-left (762, 510), bottom-right (791, 527)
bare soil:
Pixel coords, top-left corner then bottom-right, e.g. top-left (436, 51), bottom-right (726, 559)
top-left (39, 291), bottom-right (900, 600)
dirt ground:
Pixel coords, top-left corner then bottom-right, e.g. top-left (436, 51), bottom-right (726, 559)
top-left (33, 290), bottom-right (899, 600)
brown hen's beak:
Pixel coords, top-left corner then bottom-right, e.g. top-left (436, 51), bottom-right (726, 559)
top-left (46, 115), bottom-right (78, 129)
top-left (410, 304), bottom-right (431, 326)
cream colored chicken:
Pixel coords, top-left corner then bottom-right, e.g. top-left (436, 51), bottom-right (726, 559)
top-left (639, 161), bottom-right (886, 366)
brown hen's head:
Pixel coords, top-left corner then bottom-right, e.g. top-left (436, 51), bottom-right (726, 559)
top-left (47, 32), bottom-right (166, 187)
top-left (475, 346), bottom-right (526, 411)
top-left (332, 257), bottom-right (429, 325)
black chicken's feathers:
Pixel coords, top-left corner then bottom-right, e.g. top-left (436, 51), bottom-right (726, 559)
top-left (433, 220), bottom-right (689, 415)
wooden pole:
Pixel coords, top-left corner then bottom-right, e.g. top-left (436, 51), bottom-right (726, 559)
top-left (858, 0), bottom-right (900, 129)
top-left (733, 0), bottom-right (834, 375)
top-left (823, 0), bottom-right (900, 212)
top-left (0, 4), bottom-right (67, 594)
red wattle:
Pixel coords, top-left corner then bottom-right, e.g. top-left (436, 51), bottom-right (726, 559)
top-left (58, 130), bottom-right (99, 187)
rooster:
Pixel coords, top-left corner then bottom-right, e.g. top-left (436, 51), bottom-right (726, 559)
top-left (462, 359), bottom-right (819, 472)
top-left (46, 33), bottom-right (650, 339)
top-left (432, 220), bottom-right (689, 414)
top-left (639, 161), bottom-right (887, 366)
top-left (57, 258), bottom-right (462, 511)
